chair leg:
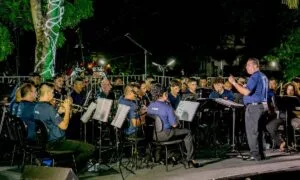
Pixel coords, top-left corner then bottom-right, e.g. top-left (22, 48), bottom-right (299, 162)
top-left (165, 146), bottom-right (168, 172)
top-left (10, 144), bottom-right (16, 166)
top-left (72, 154), bottom-right (77, 174)
top-left (22, 150), bottom-right (26, 167)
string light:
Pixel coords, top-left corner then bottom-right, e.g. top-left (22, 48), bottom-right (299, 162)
top-left (34, 0), bottom-right (64, 79)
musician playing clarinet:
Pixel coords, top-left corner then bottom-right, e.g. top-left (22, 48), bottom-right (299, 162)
top-left (229, 58), bottom-right (268, 161)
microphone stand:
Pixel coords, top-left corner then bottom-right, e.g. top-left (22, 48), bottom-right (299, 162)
top-left (124, 33), bottom-right (152, 78)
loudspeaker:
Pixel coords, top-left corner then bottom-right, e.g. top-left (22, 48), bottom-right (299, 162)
top-left (22, 165), bottom-right (78, 180)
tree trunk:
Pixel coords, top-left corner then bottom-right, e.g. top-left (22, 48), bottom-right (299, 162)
top-left (30, 0), bottom-right (64, 80)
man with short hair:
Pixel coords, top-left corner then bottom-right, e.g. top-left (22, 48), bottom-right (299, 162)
top-left (17, 83), bottom-right (37, 141)
top-left (229, 58), bottom-right (268, 161)
top-left (34, 83), bottom-right (95, 171)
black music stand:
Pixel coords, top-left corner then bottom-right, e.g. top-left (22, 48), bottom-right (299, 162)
top-left (213, 99), bottom-right (244, 155)
top-left (274, 95), bottom-right (300, 152)
top-left (111, 104), bottom-right (134, 179)
top-left (93, 98), bottom-right (113, 172)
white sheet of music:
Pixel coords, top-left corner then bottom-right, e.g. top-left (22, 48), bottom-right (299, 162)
top-left (175, 101), bottom-right (200, 122)
top-left (92, 98), bottom-right (113, 122)
top-left (80, 102), bottom-right (96, 123)
top-left (214, 98), bottom-right (244, 108)
top-left (111, 104), bottom-right (130, 128)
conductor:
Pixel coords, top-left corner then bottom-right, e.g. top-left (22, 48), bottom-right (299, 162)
top-left (228, 58), bottom-right (268, 161)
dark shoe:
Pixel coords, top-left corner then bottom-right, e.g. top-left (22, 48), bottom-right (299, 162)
top-left (188, 160), bottom-right (201, 168)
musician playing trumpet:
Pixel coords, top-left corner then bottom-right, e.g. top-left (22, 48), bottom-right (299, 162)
top-left (34, 83), bottom-right (95, 172)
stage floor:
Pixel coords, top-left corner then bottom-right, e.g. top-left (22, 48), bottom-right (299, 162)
top-left (2, 149), bottom-right (300, 180)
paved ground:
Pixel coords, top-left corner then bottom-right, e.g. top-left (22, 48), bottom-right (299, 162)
top-left (2, 150), bottom-right (300, 180)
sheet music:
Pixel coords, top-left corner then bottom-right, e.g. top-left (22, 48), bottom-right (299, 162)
top-left (80, 102), bottom-right (96, 123)
top-left (111, 104), bottom-right (130, 128)
top-left (92, 98), bottom-right (113, 122)
top-left (214, 98), bottom-right (244, 108)
top-left (175, 101), bottom-right (200, 122)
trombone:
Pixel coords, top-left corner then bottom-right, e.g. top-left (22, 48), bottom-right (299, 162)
top-left (53, 98), bottom-right (87, 113)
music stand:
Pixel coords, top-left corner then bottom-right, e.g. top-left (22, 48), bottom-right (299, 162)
top-left (213, 98), bottom-right (244, 153)
top-left (93, 98), bottom-right (113, 171)
top-left (274, 95), bottom-right (300, 152)
top-left (175, 101), bottom-right (200, 122)
top-left (80, 102), bottom-right (96, 142)
top-left (110, 104), bottom-right (135, 178)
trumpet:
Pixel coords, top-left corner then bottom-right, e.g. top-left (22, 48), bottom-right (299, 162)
top-left (53, 98), bottom-right (87, 113)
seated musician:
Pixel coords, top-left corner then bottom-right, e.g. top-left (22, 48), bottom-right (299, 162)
top-left (182, 78), bottom-right (199, 100)
top-left (34, 83), bottom-right (95, 172)
top-left (199, 75), bottom-right (208, 88)
top-left (53, 73), bottom-right (68, 100)
top-left (10, 87), bottom-right (22, 117)
top-left (168, 79), bottom-right (181, 110)
top-left (147, 83), bottom-right (200, 168)
top-left (138, 80), bottom-right (151, 107)
top-left (209, 77), bottom-right (234, 101)
top-left (97, 78), bottom-right (115, 100)
top-left (266, 82), bottom-right (299, 151)
top-left (119, 83), bottom-right (145, 137)
top-left (17, 83), bottom-right (37, 141)
top-left (66, 77), bottom-right (85, 140)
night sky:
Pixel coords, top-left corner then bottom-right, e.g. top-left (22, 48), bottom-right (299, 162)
top-left (3, 0), bottom-right (300, 76)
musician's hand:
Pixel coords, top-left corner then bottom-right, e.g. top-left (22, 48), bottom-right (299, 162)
top-left (58, 106), bottom-right (65, 114)
top-left (62, 98), bottom-right (71, 111)
top-left (50, 99), bottom-right (56, 106)
top-left (228, 75), bottom-right (236, 85)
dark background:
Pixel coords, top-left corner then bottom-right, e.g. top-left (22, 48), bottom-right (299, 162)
top-left (2, 0), bottom-right (300, 78)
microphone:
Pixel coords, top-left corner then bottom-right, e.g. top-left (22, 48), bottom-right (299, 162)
top-left (124, 33), bottom-right (130, 37)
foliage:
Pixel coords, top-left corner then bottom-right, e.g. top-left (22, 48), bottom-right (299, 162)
top-left (282, 0), bottom-right (299, 9)
top-left (0, 24), bottom-right (14, 61)
top-left (0, 0), bottom-right (33, 31)
top-left (0, 0), bottom-right (93, 62)
top-left (263, 28), bottom-right (300, 81)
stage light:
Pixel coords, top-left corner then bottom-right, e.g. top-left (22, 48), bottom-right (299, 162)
top-left (270, 61), bottom-right (277, 68)
top-left (167, 58), bottom-right (176, 67)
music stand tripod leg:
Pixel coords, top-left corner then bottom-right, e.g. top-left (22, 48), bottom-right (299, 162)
top-left (115, 128), bottom-right (135, 176)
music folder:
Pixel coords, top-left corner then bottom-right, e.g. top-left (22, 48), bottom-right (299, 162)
top-left (214, 98), bottom-right (244, 108)
top-left (80, 102), bottom-right (96, 123)
top-left (92, 98), bottom-right (113, 122)
top-left (175, 101), bottom-right (200, 122)
top-left (111, 104), bottom-right (130, 128)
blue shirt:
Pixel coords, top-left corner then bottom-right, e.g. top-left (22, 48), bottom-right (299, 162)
top-left (10, 101), bottom-right (19, 116)
top-left (209, 89), bottom-right (234, 101)
top-left (168, 93), bottom-right (181, 110)
top-left (17, 101), bottom-right (36, 140)
top-left (243, 71), bottom-right (268, 105)
top-left (118, 97), bottom-right (139, 135)
top-left (34, 102), bottom-right (64, 142)
top-left (147, 101), bottom-right (177, 131)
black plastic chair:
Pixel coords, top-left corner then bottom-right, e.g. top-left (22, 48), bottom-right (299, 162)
top-left (146, 115), bottom-right (186, 172)
top-left (35, 120), bottom-right (77, 173)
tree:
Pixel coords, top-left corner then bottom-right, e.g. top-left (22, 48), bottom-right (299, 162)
top-left (0, 0), bottom-right (93, 79)
top-left (282, 0), bottom-right (299, 9)
top-left (263, 28), bottom-right (300, 81)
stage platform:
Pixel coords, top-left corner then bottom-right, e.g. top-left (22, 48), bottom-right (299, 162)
top-left (1, 150), bottom-right (300, 180)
